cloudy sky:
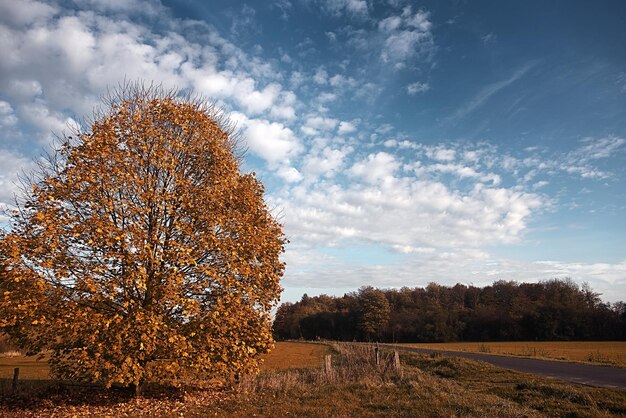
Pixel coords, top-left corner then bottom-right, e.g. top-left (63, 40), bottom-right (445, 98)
top-left (1, 0), bottom-right (625, 302)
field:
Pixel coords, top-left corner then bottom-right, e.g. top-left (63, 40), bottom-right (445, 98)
top-left (260, 341), bottom-right (331, 370)
top-left (2, 342), bottom-right (626, 417)
top-left (0, 342), bottom-right (330, 381)
top-left (399, 341), bottom-right (626, 367)
top-left (0, 354), bottom-right (50, 381)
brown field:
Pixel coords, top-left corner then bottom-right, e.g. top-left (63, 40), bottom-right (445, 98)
top-left (2, 342), bottom-right (626, 417)
top-left (260, 341), bottom-right (331, 371)
top-left (0, 354), bottom-right (50, 380)
top-left (0, 341), bottom-right (329, 380)
top-left (199, 343), bottom-right (626, 417)
top-left (398, 341), bottom-right (626, 367)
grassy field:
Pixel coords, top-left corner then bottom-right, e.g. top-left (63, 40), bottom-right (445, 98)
top-left (398, 341), bottom-right (626, 367)
top-left (2, 342), bottom-right (626, 417)
top-left (209, 344), bottom-right (626, 417)
top-left (0, 342), bottom-right (330, 381)
top-left (0, 354), bottom-right (50, 380)
top-left (260, 341), bottom-right (331, 371)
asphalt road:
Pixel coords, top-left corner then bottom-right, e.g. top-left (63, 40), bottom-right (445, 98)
top-left (387, 345), bottom-right (626, 389)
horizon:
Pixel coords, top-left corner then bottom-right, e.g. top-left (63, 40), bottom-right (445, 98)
top-left (280, 277), bottom-right (624, 306)
top-left (0, 0), bottom-right (625, 302)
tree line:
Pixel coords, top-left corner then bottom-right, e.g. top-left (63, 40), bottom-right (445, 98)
top-left (273, 279), bottom-right (626, 342)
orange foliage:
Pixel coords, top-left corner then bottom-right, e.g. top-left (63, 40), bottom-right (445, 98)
top-left (0, 83), bottom-right (285, 390)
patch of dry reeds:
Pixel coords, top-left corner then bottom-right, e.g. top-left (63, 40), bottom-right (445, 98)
top-left (238, 343), bottom-right (405, 395)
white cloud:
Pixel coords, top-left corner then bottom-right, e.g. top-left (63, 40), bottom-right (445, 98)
top-left (303, 115), bottom-right (339, 133)
top-left (570, 136), bottom-right (625, 161)
top-left (0, 0), bottom-right (58, 26)
top-left (282, 250), bottom-right (626, 303)
top-left (379, 7), bottom-right (434, 67)
top-left (318, 0), bottom-right (369, 19)
top-left (300, 126), bottom-right (319, 136)
top-left (270, 91), bottom-right (297, 120)
top-left (392, 245), bottom-right (436, 254)
top-left (338, 120), bottom-right (357, 135)
top-left (318, 92), bottom-right (337, 103)
top-left (398, 140), bottom-right (419, 149)
top-left (5, 79), bottom-right (43, 101)
top-left (492, 136), bottom-right (626, 180)
top-left (275, 167), bottom-right (544, 252)
top-left (616, 72), bottom-right (626, 93)
top-left (378, 16), bottom-right (402, 33)
top-left (272, 0), bottom-right (292, 20)
top-left (463, 150), bottom-right (480, 162)
top-left (0, 3), bottom-right (299, 143)
top-left (313, 68), bottom-right (328, 85)
top-left (2, 0), bottom-right (624, 303)
top-left (290, 71), bottom-right (305, 88)
top-left (328, 74), bottom-right (357, 89)
top-left (236, 81), bottom-right (281, 114)
top-left (425, 146), bottom-right (456, 162)
top-left (345, 0), bottom-right (368, 16)
top-left (349, 152), bottom-right (399, 184)
top-left (302, 147), bottom-right (349, 178)
top-left (442, 62), bottom-right (537, 126)
top-left (18, 102), bottom-right (78, 142)
top-left (375, 124), bottom-right (394, 135)
top-left (276, 166), bottom-right (303, 183)
top-left (482, 32), bottom-right (497, 45)
top-left (238, 115), bottom-right (302, 165)
top-left (230, 4), bottom-right (258, 37)
top-left (424, 163), bottom-right (501, 185)
top-left (0, 148), bottom-right (37, 222)
top-left (407, 81), bottom-right (430, 95)
top-left (270, 138), bottom-right (622, 268)
top-left (562, 165), bottom-right (605, 179)
top-left (0, 101), bottom-right (17, 127)
top-left (0, 0), bottom-right (317, 190)
top-left (71, 0), bottom-right (163, 16)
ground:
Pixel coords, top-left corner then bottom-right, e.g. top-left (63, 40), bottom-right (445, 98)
top-left (1, 342), bottom-right (626, 417)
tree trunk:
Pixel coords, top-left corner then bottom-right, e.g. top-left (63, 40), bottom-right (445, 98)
top-left (132, 381), bottom-right (142, 397)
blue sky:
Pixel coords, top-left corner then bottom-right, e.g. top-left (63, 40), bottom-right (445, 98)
top-left (1, 0), bottom-right (625, 302)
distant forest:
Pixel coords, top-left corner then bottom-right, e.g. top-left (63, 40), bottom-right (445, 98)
top-left (273, 279), bottom-right (626, 342)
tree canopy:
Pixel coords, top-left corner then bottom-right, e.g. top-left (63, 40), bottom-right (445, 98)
top-left (274, 279), bottom-right (626, 343)
top-left (357, 287), bottom-right (391, 341)
top-left (0, 83), bottom-right (285, 391)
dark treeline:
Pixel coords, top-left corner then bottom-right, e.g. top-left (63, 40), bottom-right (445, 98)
top-left (273, 279), bottom-right (626, 342)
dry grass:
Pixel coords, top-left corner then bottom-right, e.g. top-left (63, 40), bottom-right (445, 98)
top-left (210, 343), bottom-right (541, 418)
top-left (399, 341), bottom-right (626, 367)
top-left (202, 343), bottom-right (626, 417)
top-left (0, 355), bottom-right (50, 380)
top-left (260, 341), bottom-right (331, 371)
top-left (0, 341), bottom-right (327, 382)
top-left (2, 342), bottom-right (626, 417)
top-left (0, 342), bottom-right (329, 417)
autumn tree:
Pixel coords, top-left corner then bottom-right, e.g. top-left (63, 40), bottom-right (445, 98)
top-left (0, 83), bottom-right (285, 393)
top-left (357, 287), bottom-right (390, 341)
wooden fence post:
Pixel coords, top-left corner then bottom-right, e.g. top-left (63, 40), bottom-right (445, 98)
top-left (12, 367), bottom-right (19, 392)
top-left (375, 345), bottom-right (380, 366)
top-left (324, 354), bottom-right (332, 374)
top-left (393, 351), bottom-right (403, 377)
